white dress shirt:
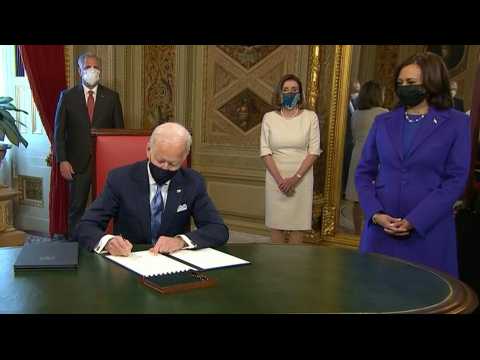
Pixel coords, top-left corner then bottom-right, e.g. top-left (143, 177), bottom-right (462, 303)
top-left (94, 163), bottom-right (196, 254)
top-left (82, 84), bottom-right (98, 103)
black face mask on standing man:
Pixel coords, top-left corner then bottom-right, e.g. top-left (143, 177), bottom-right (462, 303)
top-left (396, 85), bottom-right (427, 107)
top-left (149, 161), bottom-right (178, 185)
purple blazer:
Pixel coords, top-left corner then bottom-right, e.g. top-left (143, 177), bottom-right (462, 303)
top-left (355, 106), bottom-right (471, 277)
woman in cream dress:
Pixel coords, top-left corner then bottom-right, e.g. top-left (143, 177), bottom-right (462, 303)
top-left (260, 74), bottom-right (321, 244)
top-left (345, 81), bottom-right (388, 234)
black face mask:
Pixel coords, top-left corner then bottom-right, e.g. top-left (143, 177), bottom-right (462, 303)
top-left (396, 85), bottom-right (427, 107)
top-left (149, 161), bottom-right (178, 185)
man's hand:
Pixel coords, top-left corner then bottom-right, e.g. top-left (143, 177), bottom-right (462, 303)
top-left (60, 161), bottom-right (75, 181)
top-left (105, 236), bottom-right (133, 256)
top-left (150, 236), bottom-right (186, 255)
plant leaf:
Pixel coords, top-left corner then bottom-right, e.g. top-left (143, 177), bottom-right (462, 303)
top-left (0, 103), bottom-right (28, 115)
top-left (0, 118), bottom-right (28, 147)
top-left (0, 121), bottom-right (20, 146)
top-left (20, 134), bottom-right (28, 148)
top-left (0, 97), bottom-right (13, 104)
top-left (0, 109), bottom-right (27, 127)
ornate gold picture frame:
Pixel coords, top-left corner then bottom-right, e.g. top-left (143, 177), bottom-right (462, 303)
top-left (305, 45), bottom-right (357, 247)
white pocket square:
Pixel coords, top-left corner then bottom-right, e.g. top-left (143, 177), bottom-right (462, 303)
top-left (176, 204), bottom-right (188, 213)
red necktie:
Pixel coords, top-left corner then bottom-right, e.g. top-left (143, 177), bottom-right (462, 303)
top-left (87, 90), bottom-right (95, 122)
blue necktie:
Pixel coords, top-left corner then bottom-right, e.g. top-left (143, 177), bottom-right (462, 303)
top-left (150, 185), bottom-right (164, 244)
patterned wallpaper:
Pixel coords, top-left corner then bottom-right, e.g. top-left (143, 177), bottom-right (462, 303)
top-left (313, 45), bottom-right (335, 195)
top-left (143, 46), bottom-right (176, 130)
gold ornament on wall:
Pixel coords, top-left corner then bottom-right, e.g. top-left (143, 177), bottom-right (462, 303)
top-left (143, 46), bottom-right (176, 129)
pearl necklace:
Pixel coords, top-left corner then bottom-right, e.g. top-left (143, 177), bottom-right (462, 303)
top-left (405, 112), bottom-right (426, 123)
top-left (281, 107), bottom-right (299, 119)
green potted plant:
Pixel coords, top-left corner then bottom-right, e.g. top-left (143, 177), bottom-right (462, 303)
top-left (0, 96), bottom-right (29, 160)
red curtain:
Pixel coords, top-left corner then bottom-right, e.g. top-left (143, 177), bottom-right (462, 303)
top-left (19, 45), bottom-right (69, 236)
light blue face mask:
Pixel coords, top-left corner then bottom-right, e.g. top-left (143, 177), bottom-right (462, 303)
top-left (281, 92), bottom-right (300, 109)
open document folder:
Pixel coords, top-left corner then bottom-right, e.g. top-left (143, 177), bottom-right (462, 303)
top-left (105, 247), bottom-right (250, 277)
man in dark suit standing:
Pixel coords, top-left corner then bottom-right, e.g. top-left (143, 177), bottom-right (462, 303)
top-left (54, 52), bottom-right (124, 240)
top-left (76, 122), bottom-right (229, 256)
top-left (450, 80), bottom-right (465, 112)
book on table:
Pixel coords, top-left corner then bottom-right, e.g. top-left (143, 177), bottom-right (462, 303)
top-left (13, 241), bottom-right (79, 271)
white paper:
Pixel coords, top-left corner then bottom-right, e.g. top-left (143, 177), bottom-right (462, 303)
top-left (170, 248), bottom-right (250, 270)
top-left (106, 250), bottom-right (194, 277)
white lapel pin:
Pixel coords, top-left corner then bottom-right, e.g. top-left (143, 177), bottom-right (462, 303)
top-left (176, 189), bottom-right (182, 193)
top-left (433, 118), bottom-right (437, 125)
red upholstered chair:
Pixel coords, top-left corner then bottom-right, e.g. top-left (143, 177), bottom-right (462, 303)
top-left (91, 128), bottom-right (190, 234)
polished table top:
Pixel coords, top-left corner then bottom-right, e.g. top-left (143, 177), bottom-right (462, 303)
top-left (0, 244), bottom-right (477, 314)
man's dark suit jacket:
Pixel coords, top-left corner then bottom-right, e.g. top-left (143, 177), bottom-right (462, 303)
top-left (76, 160), bottom-right (229, 251)
top-left (453, 97), bottom-right (465, 112)
top-left (54, 84), bottom-right (124, 173)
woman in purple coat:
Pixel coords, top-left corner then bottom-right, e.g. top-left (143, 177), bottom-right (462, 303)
top-left (355, 52), bottom-right (471, 277)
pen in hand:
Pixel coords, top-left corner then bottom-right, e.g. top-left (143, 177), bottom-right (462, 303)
top-left (119, 233), bottom-right (133, 256)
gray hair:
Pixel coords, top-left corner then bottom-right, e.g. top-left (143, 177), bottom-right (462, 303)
top-left (77, 52), bottom-right (102, 70)
top-left (149, 122), bottom-right (192, 155)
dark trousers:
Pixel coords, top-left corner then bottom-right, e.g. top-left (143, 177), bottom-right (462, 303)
top-left (456, 207), bottom-right (480, 314)
top-left (68, 160), bottom-right (92, 241)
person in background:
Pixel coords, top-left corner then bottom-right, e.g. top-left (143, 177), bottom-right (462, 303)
top-left (345, 80), bottom-right (388, 234)
top-left (450, 80), bottom-right (465, 112)
top-left (260, 74), bottom-right (321, 244)
top-left (54, 52), bottom-right (124, 240)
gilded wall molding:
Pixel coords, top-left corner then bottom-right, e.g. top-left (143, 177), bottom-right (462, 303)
top-left (304, 45), bottom-right (339, 243)
top-left (321, 45), bottom-right (353, 241)
top-left (321, 206), bottom-right (336, 236)
top-left (306, 45), bottom-right (321, 111)
top-left (304, 45), bottom-right (323, 243)
top-left (64, 45), bottom-right (74, 89)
